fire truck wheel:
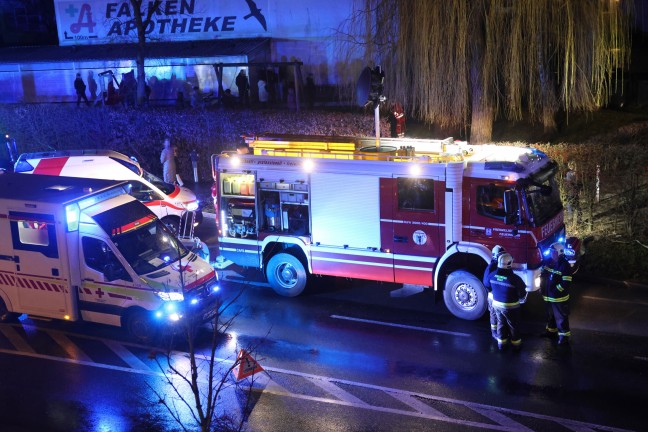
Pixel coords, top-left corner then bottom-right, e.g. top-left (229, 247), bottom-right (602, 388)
top-left (443, 271), bottom-right (488, 320)
top-left (267, 253), bottom-right (308, 297)
top-left (161, 216), bottom-right (180, 236)
top-left (124, 309), bottom-right (158, 343)
top-left (0, 298), bottom-right (18, 323)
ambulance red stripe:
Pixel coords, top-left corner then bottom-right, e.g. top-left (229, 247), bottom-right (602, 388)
top-left (107, 292), bottom-right (133, 300)
top-left (33, 157), bottom-right (69, 175)
top-left (144, 200), bottom-right (185, 211)
top-left (185, 270), bottom-right (216, 290)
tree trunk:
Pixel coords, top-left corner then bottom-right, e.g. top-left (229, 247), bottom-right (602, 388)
top-left (468, 1), bottom-right (493, 144)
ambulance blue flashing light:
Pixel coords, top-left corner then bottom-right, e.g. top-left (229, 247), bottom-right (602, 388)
top-left (65, 204), bottom-right (80, 231)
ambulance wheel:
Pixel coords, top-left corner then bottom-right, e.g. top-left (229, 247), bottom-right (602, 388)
top-left (124, 309), bottom-right (157, 343)
top-left (0, 298), bottom-right (18, 323)
top-left (267, 253), bottom-right (307, 297)
top-left (161, 216), bottom-right (180, 236)
top-left (443, 271), bottom-right (488, 320)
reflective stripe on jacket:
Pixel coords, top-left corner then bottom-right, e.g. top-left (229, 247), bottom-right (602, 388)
top-left (488, 269), bottom-right (527, 309)
top-left (541, 256), bottom-right (573, 302)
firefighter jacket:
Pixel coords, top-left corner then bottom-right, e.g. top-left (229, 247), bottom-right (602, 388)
top-left (482, 259), bottom-right (498, 290)
top-left (486, 269), bottom-right (527, 309)
top-left (541, 256), bottom-right (573, 303)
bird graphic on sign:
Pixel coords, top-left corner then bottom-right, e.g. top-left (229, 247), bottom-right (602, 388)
top-left (243, 0), bottom-right (267, 31)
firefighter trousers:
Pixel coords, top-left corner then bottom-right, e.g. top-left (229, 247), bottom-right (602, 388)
top-left (544, 301), bottom-right (571, 338)
top-left (487, 293), bottom-right (497, 338)
top-left (494, 306), bottom-right (522, 347)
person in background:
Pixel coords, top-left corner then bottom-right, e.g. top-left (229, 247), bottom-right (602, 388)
top-left (485, 252), bottom-right (527, 351)
top-left (564, 161), bottom-right (581, 226)
top-left (258, 79), bottom-right (269, 108)
top-left (236, 70), bottom-right (250, 107)
top-left (388, 102), bottom-right (406, 137)
top-left (74, 73), bottom-right (90, 107)
top-left (160, 136), bottom-right (177, 184)
top-left (222, 89), bottom-right (236, 108)
top-left (190, 86), bottom-right (201, 108)
top-left (483, 245), bottom-right (507, 341)
top-left (87, 71), bottom-right (98, 104)
top-left (540, 242), bottom-right (574, 345)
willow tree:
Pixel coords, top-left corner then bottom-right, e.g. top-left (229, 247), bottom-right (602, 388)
top-left (337, 0), bottom-right (633, 143)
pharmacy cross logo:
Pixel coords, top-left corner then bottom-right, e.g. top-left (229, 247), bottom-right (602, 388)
top-left (243, 0), bottom-right (267, 31)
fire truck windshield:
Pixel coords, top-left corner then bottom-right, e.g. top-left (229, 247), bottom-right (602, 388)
top-left (112, 220), bottom-right (189, 275)
top-left (523, 176), bottom-right (563, 226)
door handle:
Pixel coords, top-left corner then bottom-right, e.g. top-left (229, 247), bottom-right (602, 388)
top-left (394, 236), bottom-right (408, 243)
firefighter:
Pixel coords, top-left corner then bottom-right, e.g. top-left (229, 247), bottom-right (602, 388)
top-left (486, 253), bottom-right (527, 351)
top-left (541, 242), bottom-right (573, 345)
top-left (483, 245), bottom-right (507, 340)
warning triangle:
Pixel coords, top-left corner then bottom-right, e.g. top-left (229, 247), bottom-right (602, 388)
top-left (233, 349), bottom-right (264, 381)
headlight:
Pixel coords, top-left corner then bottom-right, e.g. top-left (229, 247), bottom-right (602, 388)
top-left (186, 201), bottom-right (199, 211)
top-left (209, 283), bottom-right (220, 293)
top-left (157, 291), bottom-right (184, 301)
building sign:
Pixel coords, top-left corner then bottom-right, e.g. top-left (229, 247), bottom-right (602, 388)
top-left (55, 0), bottom-right (352, 46)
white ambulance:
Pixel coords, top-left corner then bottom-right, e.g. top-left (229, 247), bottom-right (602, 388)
top-left (0, 173), bottom-right (219, 342)
top-left (13, 149), bottom-right (203, 236)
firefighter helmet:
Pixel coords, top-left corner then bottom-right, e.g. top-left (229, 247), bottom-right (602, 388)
top-left (497, 253), bottom-right (514, 269)
top-left (492, 245), bottom-right (506, 259)
top-left (550, 242), bottom-right (566, 256)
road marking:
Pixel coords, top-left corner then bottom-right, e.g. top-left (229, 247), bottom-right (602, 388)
top-left (635, 356), bottom-right (648, 362)
top-left (582, 296), bottom-right (648, 307)
top-left (48, 330), bottom-right (92, 362)
top-left (561, 423), bottom-right (598, 432)
top-left (471, 407), bottom-right (533, 431)
top-left (387, 391), bottom-right (448, 418)
top-left (306, 376), bottom-right (370, 407)
top-left (0, 325), bottom-right (35, 353)
top-left (330, 315), bottom-right (471, 337)
top-left (0, 344), bottom-right (635, 432)
top-left (104, 339), bottom-right (152, 371)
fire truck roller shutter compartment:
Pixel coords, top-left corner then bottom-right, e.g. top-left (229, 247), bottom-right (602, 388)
top-left (310, 172), bottom-right (390, 281)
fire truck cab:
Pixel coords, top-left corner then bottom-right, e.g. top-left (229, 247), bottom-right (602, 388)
top-left (211, 135), bottom-right (580, 320)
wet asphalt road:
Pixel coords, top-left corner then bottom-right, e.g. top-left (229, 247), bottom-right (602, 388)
top-left (0, 207), bottom-right (646, 431)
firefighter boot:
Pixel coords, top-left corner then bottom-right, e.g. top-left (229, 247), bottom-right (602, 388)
top-left (558, 336), bottom-right (570, 345)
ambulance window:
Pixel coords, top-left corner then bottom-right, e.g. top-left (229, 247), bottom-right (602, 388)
top-left (82, 237), bottom-right (132, 281)
top-left (477, 184), bottom-right (506, 220)
top-left (9, 212), bottom-right (58, 259)
top-left (397, 178), bottom-right (435, 211)
top-left (82, 237), bottom-right (108, 273)
top-left (128, 180), bottom-right (163, 203)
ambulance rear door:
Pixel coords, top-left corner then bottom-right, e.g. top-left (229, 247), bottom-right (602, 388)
top-left (7, 210), bottom-right (74, 318)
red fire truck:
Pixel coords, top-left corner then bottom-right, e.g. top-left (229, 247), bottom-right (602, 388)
top-left (211, 135), bottom-right (580, 320)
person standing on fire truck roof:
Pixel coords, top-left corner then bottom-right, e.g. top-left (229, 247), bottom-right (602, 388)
top-left (483, 245), bottom-right (507, 341)
top-left (541, 242), bottom-right (574, 345)
top-left (485, 253), bottom-right (528, 351)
